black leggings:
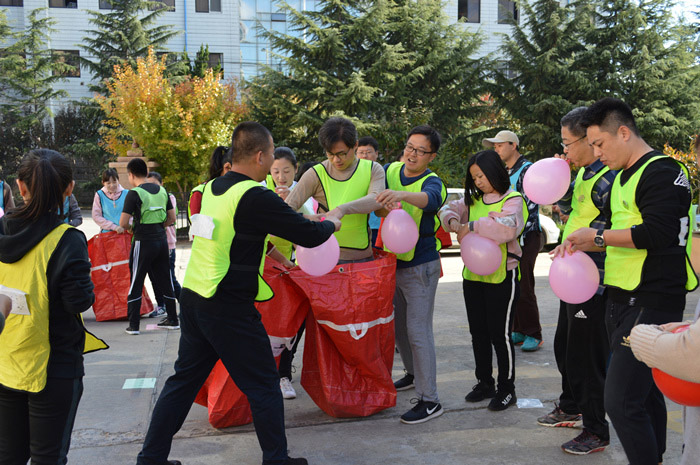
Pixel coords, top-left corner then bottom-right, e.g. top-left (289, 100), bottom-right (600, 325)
top-left (0, 377), bottom-right (83, 465)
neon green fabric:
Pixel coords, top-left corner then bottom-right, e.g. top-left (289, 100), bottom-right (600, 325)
top-left (562, 166), bottom-right (610, 241)
top-left (133, 185), bottom-right (168, 224)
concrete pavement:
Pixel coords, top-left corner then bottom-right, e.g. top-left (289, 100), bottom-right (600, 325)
top-left (69, 212), bottom-right (695, 465)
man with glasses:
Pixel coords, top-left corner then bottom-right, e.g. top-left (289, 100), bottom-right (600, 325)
top-left (376, 125), bottom-right (446, 424)
top-left (357, 136), bottom-right (381, 246)
top-left (543, 107), bottom-right (617, 455)
top-left (286, 118), bottom-right (385, 263)
top-left (483, 130), bottom-right (543, 352)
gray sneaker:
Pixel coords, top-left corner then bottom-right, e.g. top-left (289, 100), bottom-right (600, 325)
top-left (537, 403), bottom-right (582, 428)
top-left (148, 306), bottom-right (166, 318)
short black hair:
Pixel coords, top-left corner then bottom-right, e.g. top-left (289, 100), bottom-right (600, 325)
top-left (407, 125), bottom-right (441, 153)
top-left (560, 107), bottom-right (589, 138)
top-left (580, 97), bottom-right (639, 136)
top-left (274, 147), bottom-right (298, 168)
top-left (464, 150), bottom-right (510, 206)
top-left (102, 168), bottom-right (119, 183)
top-left (230, 121), bottom-right (273, 162)
top-left (127, 157), bottom-right (148, 178)
top-left (296, 160), bottom-right (320, 182)
top-left (318, 117), bottom-right (357, 152)
top-left (358, 136), bottom-right (379, 151)
top-left (147, 171), bottom-right (163, 184)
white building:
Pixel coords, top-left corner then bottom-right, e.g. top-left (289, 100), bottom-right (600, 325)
top-left (0, 0), bottom-right (519, 104)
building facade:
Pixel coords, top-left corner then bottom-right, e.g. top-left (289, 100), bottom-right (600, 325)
top-left (0, 0), bottom-right (518, 104)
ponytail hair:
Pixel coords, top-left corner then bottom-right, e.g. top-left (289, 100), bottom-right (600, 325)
top-left (274, 147), bottom-right (298, 168)
top-left (14, 149), bottom-right (73, 223)
top-left (208, 146), bottom-right (230, 181)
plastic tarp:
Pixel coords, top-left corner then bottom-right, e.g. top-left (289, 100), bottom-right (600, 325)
top-left (293, 250), bottom-right (397, 418)
top-left (87, 232), bottom-right (154, 321)
top-left (194, 259), bottom-right (308, 428)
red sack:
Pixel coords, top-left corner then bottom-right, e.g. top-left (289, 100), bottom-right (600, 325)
top-left (292, 250), bottom-right (397, 418)
top-left (193, 258), bottom-right (309, 428)
top-left (87, 232), bottom-right (154, 321)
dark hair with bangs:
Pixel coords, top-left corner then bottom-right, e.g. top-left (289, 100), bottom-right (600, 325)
top-left (463, 150), bottom-right (510, 206)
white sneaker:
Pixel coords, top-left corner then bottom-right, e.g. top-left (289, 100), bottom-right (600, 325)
top-left (280, 377), bottom-right (296, 399)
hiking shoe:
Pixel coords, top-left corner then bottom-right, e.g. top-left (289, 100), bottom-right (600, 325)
top-left (148, 306), bottom-right (166, 318)
top-left (280, 377), bottom-right (297, 399)
top-left (393, 373), bottom-right (415, 391)
top-left (287, 458), bottom-right (308, 465)
top-left (157, 318), bottom-right (180, 330)
top-left (465, 381), bottom-right (496, 402)
top-left (511, 331), bottom-right (526, 345)
top-left (521, 336), bottom-right (543, 352)
top-left (537, 403), bottom-right (582, 428)
top-left (561, 430), bottom-right (609, 455)
top-left (488, 390), bottom-right (517, 411)
top-left (125, 326), bottom-right (140, 335)
top-left (400, 399), bottom-right (443, 424)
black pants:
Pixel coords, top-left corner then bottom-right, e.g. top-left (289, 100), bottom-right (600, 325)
top-left (0, 377), bottom-right (83, 465)
top-left (155, 249), bottom-right (182, 307)
top-left (553, 295), bottom-right (610, 439)
top-left (278, 321), bottom-right (305, 380)
top-left (604, 299), bottom-right (683, 465)
top-left (512, 230), bottom-right (543, 340)
top-left (463, 270), bottom-right (519, 393)
top-left (137, 290), bottom-right (289, 465)
top-left (128, 238), bottom-right (177, 329)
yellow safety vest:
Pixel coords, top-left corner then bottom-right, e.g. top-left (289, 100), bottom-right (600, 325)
top-left (264, 175), bottom-right (295, 260)
top-left (313, 159), bottom-right (372, 250)
top-left (462, 191), bottom-right (528, 284)
top-left (0, 224), bottom-right (108, 393)
top-left (384, 162), bottom-right (446, 262)
top-left (183, 180), bottom-right (274, 301)
top-left (605, 155), bottom-right (698, 292)
top-left (133, 185), bottom-right (168, 224)
top-left (562, 165), bottom-right (611, 241)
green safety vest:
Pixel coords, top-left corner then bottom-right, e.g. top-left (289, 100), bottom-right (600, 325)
top-left (561, 165), bottom-right (611, 241)
top-left (265, 174), bottom-right (276, 189)
top-left (384, 162), bottom-right (446, 262)
top-left (462, 191), bottom-right (528, 284)
top-left (264, 175), bottom-right (294, 260)
top-left (133, 185), bottom-right (168, 224)
top-left (188, 182), bottom-right (206, 219)
top-left (313, 159), bottom-right (372, 250)
top-left (0, 224), bottom-right (108, 393)
top-left (605, 155), bottom-right (698, 292)
top-left (183, 180), bottom-right (274, 301)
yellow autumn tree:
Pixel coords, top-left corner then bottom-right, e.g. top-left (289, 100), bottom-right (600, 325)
top-left (664, 137), bottom-right (699, 203)
top-left (96, 48), bottom-right (248, 197)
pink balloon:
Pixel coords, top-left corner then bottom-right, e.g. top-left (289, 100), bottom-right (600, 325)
top-left (522, 158), bottom-right (571, 205)
top-left (296, 234), bottom-right (340, 277)
top-left (0, 207), bottom-right (4, 219)
top-left (549, 251), bottom-right (599, 304)
top-left (460, 233), bottom-right (502, 276)
top-left (382, 208), bottom-right (418, 254)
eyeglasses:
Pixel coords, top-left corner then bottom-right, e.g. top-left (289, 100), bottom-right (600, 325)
top-left (561, 135), bottom-right (586, 149)
top-left (326, 149), bottom-right (352, 160)
top-left (356, 150), bottom-right (376, 157)
top-left (404, 144), bottom-right (434, 157)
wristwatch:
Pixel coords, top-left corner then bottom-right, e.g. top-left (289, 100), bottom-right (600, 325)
top-left (594, 229), bottom-right (606, 248)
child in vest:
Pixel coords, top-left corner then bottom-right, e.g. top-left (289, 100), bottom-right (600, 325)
top-left (0, 149), bottom-right (106, 463)
top-left (146, 172), bottom-right (182, 317)
top-left (91, 168), bottom-right (128, 233)
top-left (439, 149), bottom-right (526, 411)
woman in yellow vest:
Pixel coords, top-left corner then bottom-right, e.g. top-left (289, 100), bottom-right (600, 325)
top-left (440, 150), bottom-right (527, 412)
top-left (0, 149), bottom-right (106, 463)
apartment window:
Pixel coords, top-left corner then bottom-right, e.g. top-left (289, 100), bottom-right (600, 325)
top-left (0, 0), bottom-right (23, 6)
top-left (53, 50), bottom-right (80, 78)
top-left (149, 0), bottom-right (175, 11)
top-left (49, 0), bottom-right (77, 7)
top-left (457, 0), bottom-right (479, 23)
top-left (195, 0), bottom-right (220, 12)
top-left (208, 52), bottom-right (223, 72)
top-left (498, 0), bottom-right (518, 24)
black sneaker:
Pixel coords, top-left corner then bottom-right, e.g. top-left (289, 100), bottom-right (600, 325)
top-left (537, 403), bottom-right (582, 428)
top-left (393, 373), bottom-right (415, 391)
top-left (400, 398), bottom-right (443, 424)
top-left (561, 430), bottom-right (609, 455)
top-left (465, 381), bottom-right (496, 402)
top-left (287, 458), bottom-right (308, 465)
top-left (167, 461), bottom-right (182, 465)
top-left (488, 390), bottom-right (517, 411)
top-left (125, 326), bottom-right (140, 335)
top-left (157, 318), bottom-right (180, 330)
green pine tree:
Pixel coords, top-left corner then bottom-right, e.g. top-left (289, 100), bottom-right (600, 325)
top-left (246, 0), bottom-right (490, 185)
top-left (80, 0), bottom-right (180, 94)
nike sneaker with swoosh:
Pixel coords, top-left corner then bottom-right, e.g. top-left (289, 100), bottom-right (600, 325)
top-left (400, 398), bottom-right (443, 424)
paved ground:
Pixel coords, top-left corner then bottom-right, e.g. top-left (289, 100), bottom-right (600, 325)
top-left (69, 212), bottom-right (695, 465)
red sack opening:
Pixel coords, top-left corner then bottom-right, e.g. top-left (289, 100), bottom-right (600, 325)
top-left (87, 232), bottom-right (154, 321)
top-left (292, 250), bottom-right (397, 418)
top-left (194, 360), bottom-right (253, 429)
